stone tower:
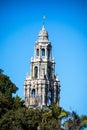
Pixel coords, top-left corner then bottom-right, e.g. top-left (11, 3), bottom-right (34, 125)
top-left (24, 25), bottom-right (60, 108)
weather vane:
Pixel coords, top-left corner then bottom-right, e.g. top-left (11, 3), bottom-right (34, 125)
top-left (42, 15), bottom-right (46, 26)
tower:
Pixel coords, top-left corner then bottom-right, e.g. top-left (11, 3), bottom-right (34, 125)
top-left (24, 25), bottom-right (60, 108)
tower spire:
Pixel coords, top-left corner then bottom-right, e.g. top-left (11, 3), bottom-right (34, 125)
top-left (42, 15), bottom-right (46, 27)
top-left (24, 23), bottom-right (60, 108)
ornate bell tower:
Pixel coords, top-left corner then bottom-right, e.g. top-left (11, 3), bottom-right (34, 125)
top-left (24, 25), bottom-right (60, 108)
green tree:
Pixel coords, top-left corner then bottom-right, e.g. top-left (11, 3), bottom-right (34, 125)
top-left (0, 69), bottom-right (3, 74)
top-left (40, 103), bottom-right (69, 130)
top-left (12, 95), bottom-right (25, 109)
top-left (64, 111), bottom-right (87, 130)
top-left (40, 117), bottom-right (62, 130)
top-left (0, 108), bottom-right (42, 130)
top-left (0, 69), bottom-right (87, 130)
top-left (0, 69), bottom-right (18, 117)
top-left (80, 115), bottom-right (87, 129)
top-left (51, 102), bottom-right (69, 120)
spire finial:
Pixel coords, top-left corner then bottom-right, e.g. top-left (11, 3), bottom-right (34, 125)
top-left (42, 15), bottom-right (46, 26)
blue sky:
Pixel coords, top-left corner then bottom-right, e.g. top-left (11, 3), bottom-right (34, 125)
top-left (0, 0), bottom-right (87, 115)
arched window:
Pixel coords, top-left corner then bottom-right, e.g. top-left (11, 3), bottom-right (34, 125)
top-left (34, 66), bottom-right (38, 78)
top-left (42, 48), bottom-right (45, 56)
top-left (32, 89), bottom-right (35, 97)
top-left (36, 49), bottom-right (39, 56)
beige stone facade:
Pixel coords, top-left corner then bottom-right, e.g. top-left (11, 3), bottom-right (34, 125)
top-left (24, 25), bottom-right (60, 108)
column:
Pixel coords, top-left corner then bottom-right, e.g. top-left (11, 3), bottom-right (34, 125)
top-left (30, 62), bottom-right (32, 77)
top-left (34, 46), bottom-right (36, 59)
top-left (54, 82), bottom-right (56, 103)
top-left (50, 48), bottom-right (52, 61)
top-left (45, 47), bottom-right (47, 59)
top-left (42, 85), bottom-right (45, 105)
top-left (38, 62), bottom-right (40, 79)
top-left (35, 84), bottom-right (38, 106)
top-left (38, 84), bottom-right (41, 106)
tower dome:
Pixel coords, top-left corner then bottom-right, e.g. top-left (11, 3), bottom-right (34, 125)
top-left (38, 25), bottom-right (49, 41)
top-left (39, 25), bottom-right (48, 37)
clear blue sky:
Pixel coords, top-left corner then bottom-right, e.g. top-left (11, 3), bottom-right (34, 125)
top-left (0, 0), bottom-right (87, 115)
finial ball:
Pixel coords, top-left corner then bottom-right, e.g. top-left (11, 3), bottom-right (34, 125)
top-left (43, 15), bottom-right (46, 20)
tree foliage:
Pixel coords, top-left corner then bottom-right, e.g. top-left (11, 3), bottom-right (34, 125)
top-left (0, 108), bottom-right (42, 130)
top-left (0, 69), bottom-right (87, 130)
top-left (0, 70), bottom-right (18, 117)
top-left (63, 111), bottom-right (87, 130)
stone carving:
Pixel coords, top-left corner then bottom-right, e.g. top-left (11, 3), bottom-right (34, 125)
top-left (24, 25), bottom-right (60, 108)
